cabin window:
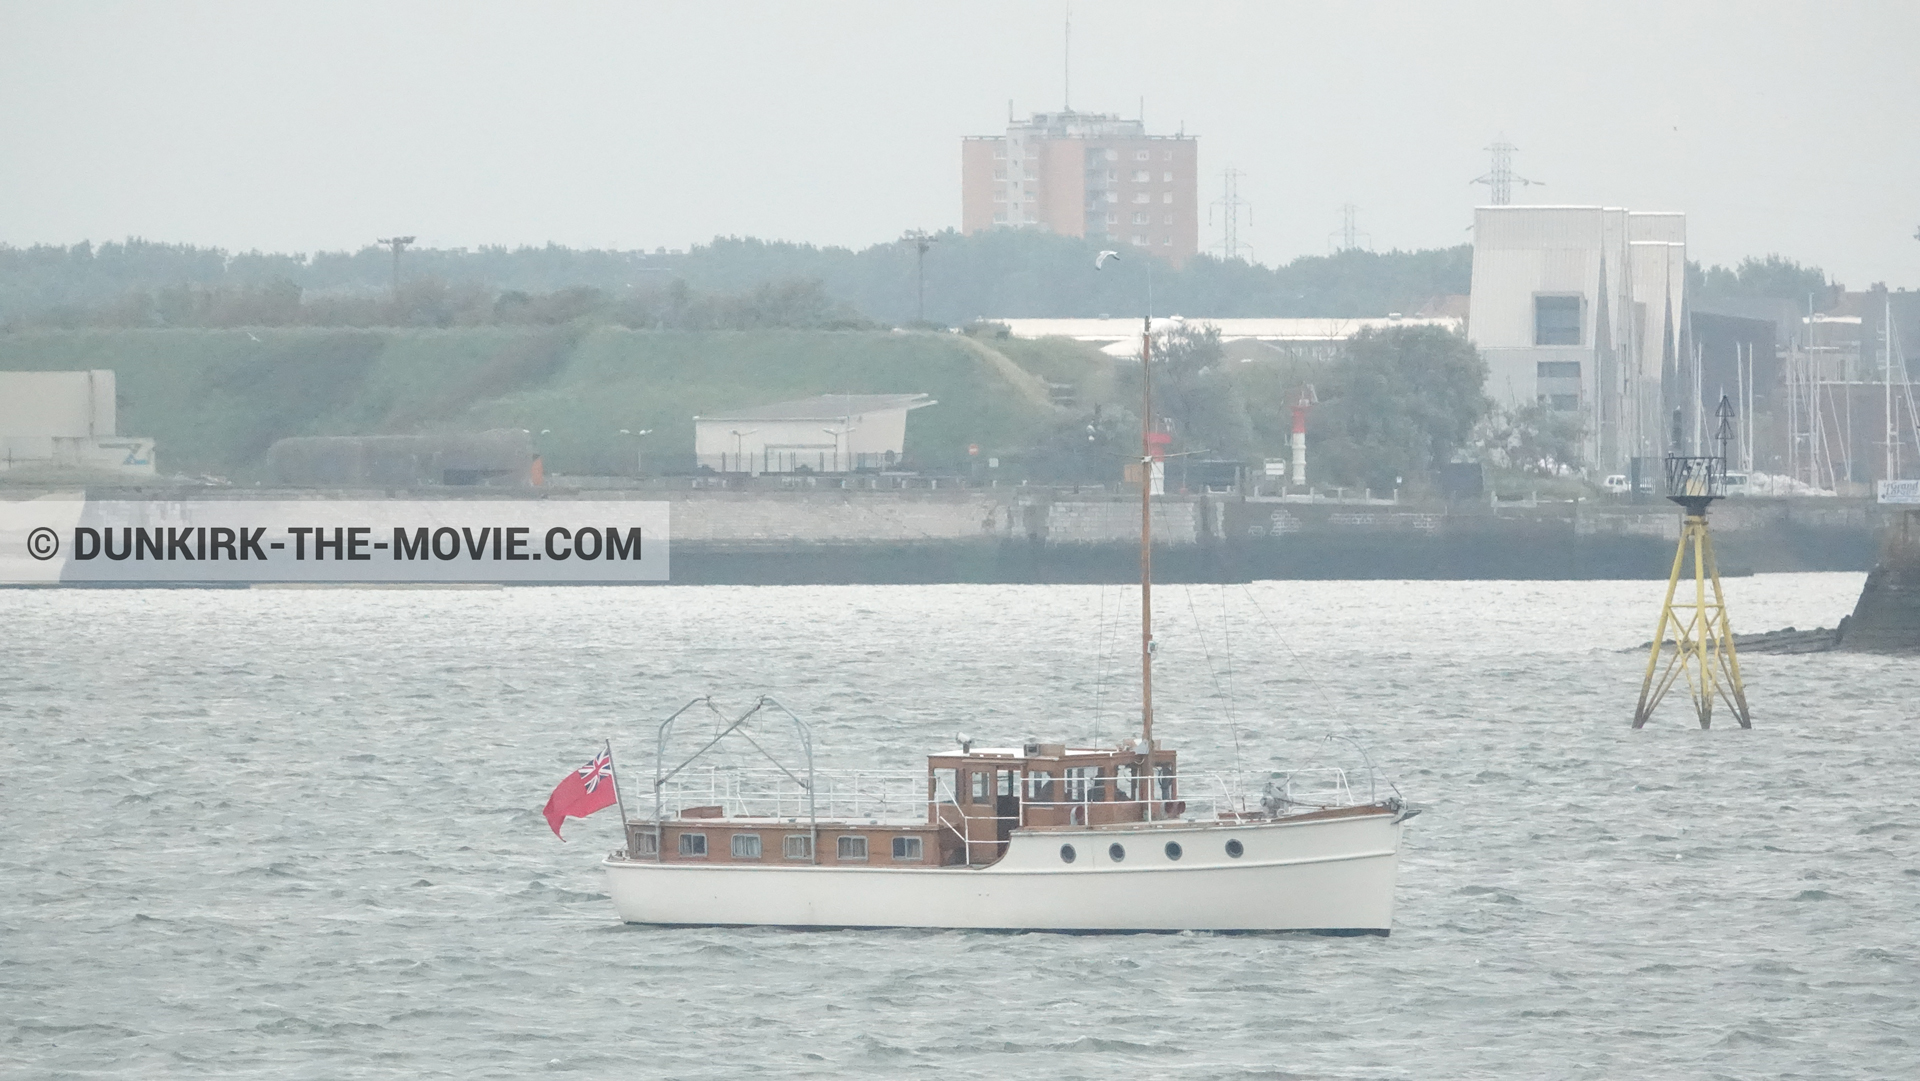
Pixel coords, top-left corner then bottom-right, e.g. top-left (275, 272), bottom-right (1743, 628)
top-left (1225, 838), bottom-right (1244, 858)
top-left (1027, 772), bottom-right (1055, 802)
top-left (783, 834), bottom-right (813, 860)
top-left (892, 836), bottom-right (923, 861)
top-left (932, 768), bottom-right (958, 803)
top-left (998, 771), bottom-right (1016, 798)
top-left (1091, 769), bottom-right (1108, 802)
top-left (837, 835), bottom-right (868, 861)
top-left (1064, 766), bottom-right (1093, 802)
top-left (634, 831), bottom-right (659, 856)
top-left (731, 834), bottom-right (762, 859)
top-left (1059, 844), bottom-right (1077, 863)
top-left (1115, 764), bottom-right (1138, 801)
top-left (678, 833), bottom-right (707, 857)
top-left (1165, 841), bottom-right (1183, 861)
top-left (1108, 843), bottom-right (1127, 862)
top-left (969, 771), bottom-right (988, 803)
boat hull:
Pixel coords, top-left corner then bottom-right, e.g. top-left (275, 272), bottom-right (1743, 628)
top-left (603, 810), bottom-right (1402, 933)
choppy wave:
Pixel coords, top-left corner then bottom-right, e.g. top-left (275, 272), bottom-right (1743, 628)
top-left (1, 573), bottom-right (1915, 1079)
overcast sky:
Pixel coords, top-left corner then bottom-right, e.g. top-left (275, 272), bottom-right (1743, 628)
top-left (3, 1), bottom-right (1916, 286)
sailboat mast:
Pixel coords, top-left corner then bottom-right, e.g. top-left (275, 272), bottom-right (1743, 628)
top-left (1889, 293), bottom-right (1898, 484)
top-left (1140, 312), bottom-right (1154, 749)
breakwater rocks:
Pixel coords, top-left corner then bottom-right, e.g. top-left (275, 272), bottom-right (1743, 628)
top-left (1723, 509), bottom-right (1920, 656)
top-left (1733, 626), bottom-right (1843, 654)
top-left (1835, 509), bottom-right (1920, 653)
top-left (5, 484), bottom-right (1898, 585)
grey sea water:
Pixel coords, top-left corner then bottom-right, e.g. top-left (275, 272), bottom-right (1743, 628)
top-left (2, 574), bottom-right (1915, 1080)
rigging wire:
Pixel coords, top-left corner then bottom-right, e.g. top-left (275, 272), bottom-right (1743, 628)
top-left (1182, 582), bottom-right (1247, 810)
top-left (1219, 583), bottom-right (1245, 803)
top-left (1238, 583), bottom-right (1377, 791)
top-left (1238, 582), bottom-right (1342, 717)
top-left (1090, 582), bottom-right (1109, 746)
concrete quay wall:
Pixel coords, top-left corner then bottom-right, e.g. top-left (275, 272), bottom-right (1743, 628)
top-left (9, 484), bottom-right (1892, 583)
top-left (653, 491), bottom-right (1884, 581)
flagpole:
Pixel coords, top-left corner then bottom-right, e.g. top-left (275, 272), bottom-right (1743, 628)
top-left (605, 739), bottom-right (631, 841)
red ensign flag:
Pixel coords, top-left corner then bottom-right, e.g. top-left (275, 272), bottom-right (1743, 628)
top-left (543, 748), bottom-right (618, 839)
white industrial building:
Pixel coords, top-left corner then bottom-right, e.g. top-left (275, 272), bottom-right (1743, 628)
top-left (694, 393), bottom-right (935, 474)
top-left (993, 315), bottom-right (1463, 363)
top-left (0, 370), bottom-right (154, 476)
top-left (1468, 205), bottom-right (1688, 473)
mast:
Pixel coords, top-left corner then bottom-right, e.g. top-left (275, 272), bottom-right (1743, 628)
top-left (1889, 292), bottom-right (1898, 484)
top-left (1140, 311), bottom-right (1154, 749)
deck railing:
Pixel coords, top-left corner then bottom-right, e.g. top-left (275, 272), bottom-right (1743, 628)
top-left (634, 765), bottom-right (1384, 824)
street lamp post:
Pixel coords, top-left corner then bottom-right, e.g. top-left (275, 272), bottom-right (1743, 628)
top-left (729, 429), bottom-right (758, 475)
top-left (900, 230), bottom-right (937, 325)
top-left (618, 429), bottom-right (654, 476)
top-left (822, 425), bottom-right (854, 473)
top-left (375, 236), bottom-right (415, 300)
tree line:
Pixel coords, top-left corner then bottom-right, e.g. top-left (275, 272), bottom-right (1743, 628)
top-left (5, 274), bottom-right (872, 332)
top-left (1, 231), bottom-right (1837, 331)
top-left (1, 232), bottom-right (1474, 329)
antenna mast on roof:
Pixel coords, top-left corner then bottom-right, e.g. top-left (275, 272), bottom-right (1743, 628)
top-left (1063, 5), bottom-right (1071, 111)
top-left (1471, 140), bottom-right (1541, 205)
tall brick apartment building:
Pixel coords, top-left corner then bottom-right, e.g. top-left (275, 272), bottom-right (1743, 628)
top-left (961, 111), bottom-right (1198, 266)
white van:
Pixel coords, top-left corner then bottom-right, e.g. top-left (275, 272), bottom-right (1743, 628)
top-left (1603, 474), bottom-right (1631, 495)
top-left (1723, 472), bottom-right (1750, 497)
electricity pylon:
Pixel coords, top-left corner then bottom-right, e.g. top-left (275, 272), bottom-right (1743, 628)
top-left (1633, 396), bottom-right (1752, 729)
top-left (1209, 168), bottom-right (1252, 262)
top-left (1471, 140), bottom-right (1540, 205)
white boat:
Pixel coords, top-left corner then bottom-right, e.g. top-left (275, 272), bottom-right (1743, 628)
top-left (601, 282), bottom-right (1412, 934)
top-left (602, 740), bottom-right (1406, 933)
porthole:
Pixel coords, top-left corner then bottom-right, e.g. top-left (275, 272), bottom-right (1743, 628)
top-left (1109, 843), bottom-right (1126, 862)
top-left (1165, 841), bottom-right (1183, 861)
top-left (1060, 844), bottom-right (1077, 864)
top-left (1225, 838), bottom-right (1244, 858)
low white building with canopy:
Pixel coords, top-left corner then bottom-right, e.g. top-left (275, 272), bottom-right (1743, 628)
top-left (694, 393), bottom-right (935, 474)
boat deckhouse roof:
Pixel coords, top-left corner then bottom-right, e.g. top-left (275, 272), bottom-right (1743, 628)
top-left (932, 744), bottom-right (1141, 757)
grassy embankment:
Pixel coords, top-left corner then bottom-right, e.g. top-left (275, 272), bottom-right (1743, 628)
top-left (0, 327), bottom-right (1115, 480)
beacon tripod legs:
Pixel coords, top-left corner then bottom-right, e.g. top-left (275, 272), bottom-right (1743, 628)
top-left (1633, 513), bottom-right (1753, 729)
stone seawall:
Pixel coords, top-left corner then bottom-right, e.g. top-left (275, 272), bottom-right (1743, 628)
top-left (656, 490), bottom-right (1884, 582)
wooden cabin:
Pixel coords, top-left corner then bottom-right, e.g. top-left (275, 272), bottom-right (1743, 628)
top-left (626, 741), bottom-right (1180, 868)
